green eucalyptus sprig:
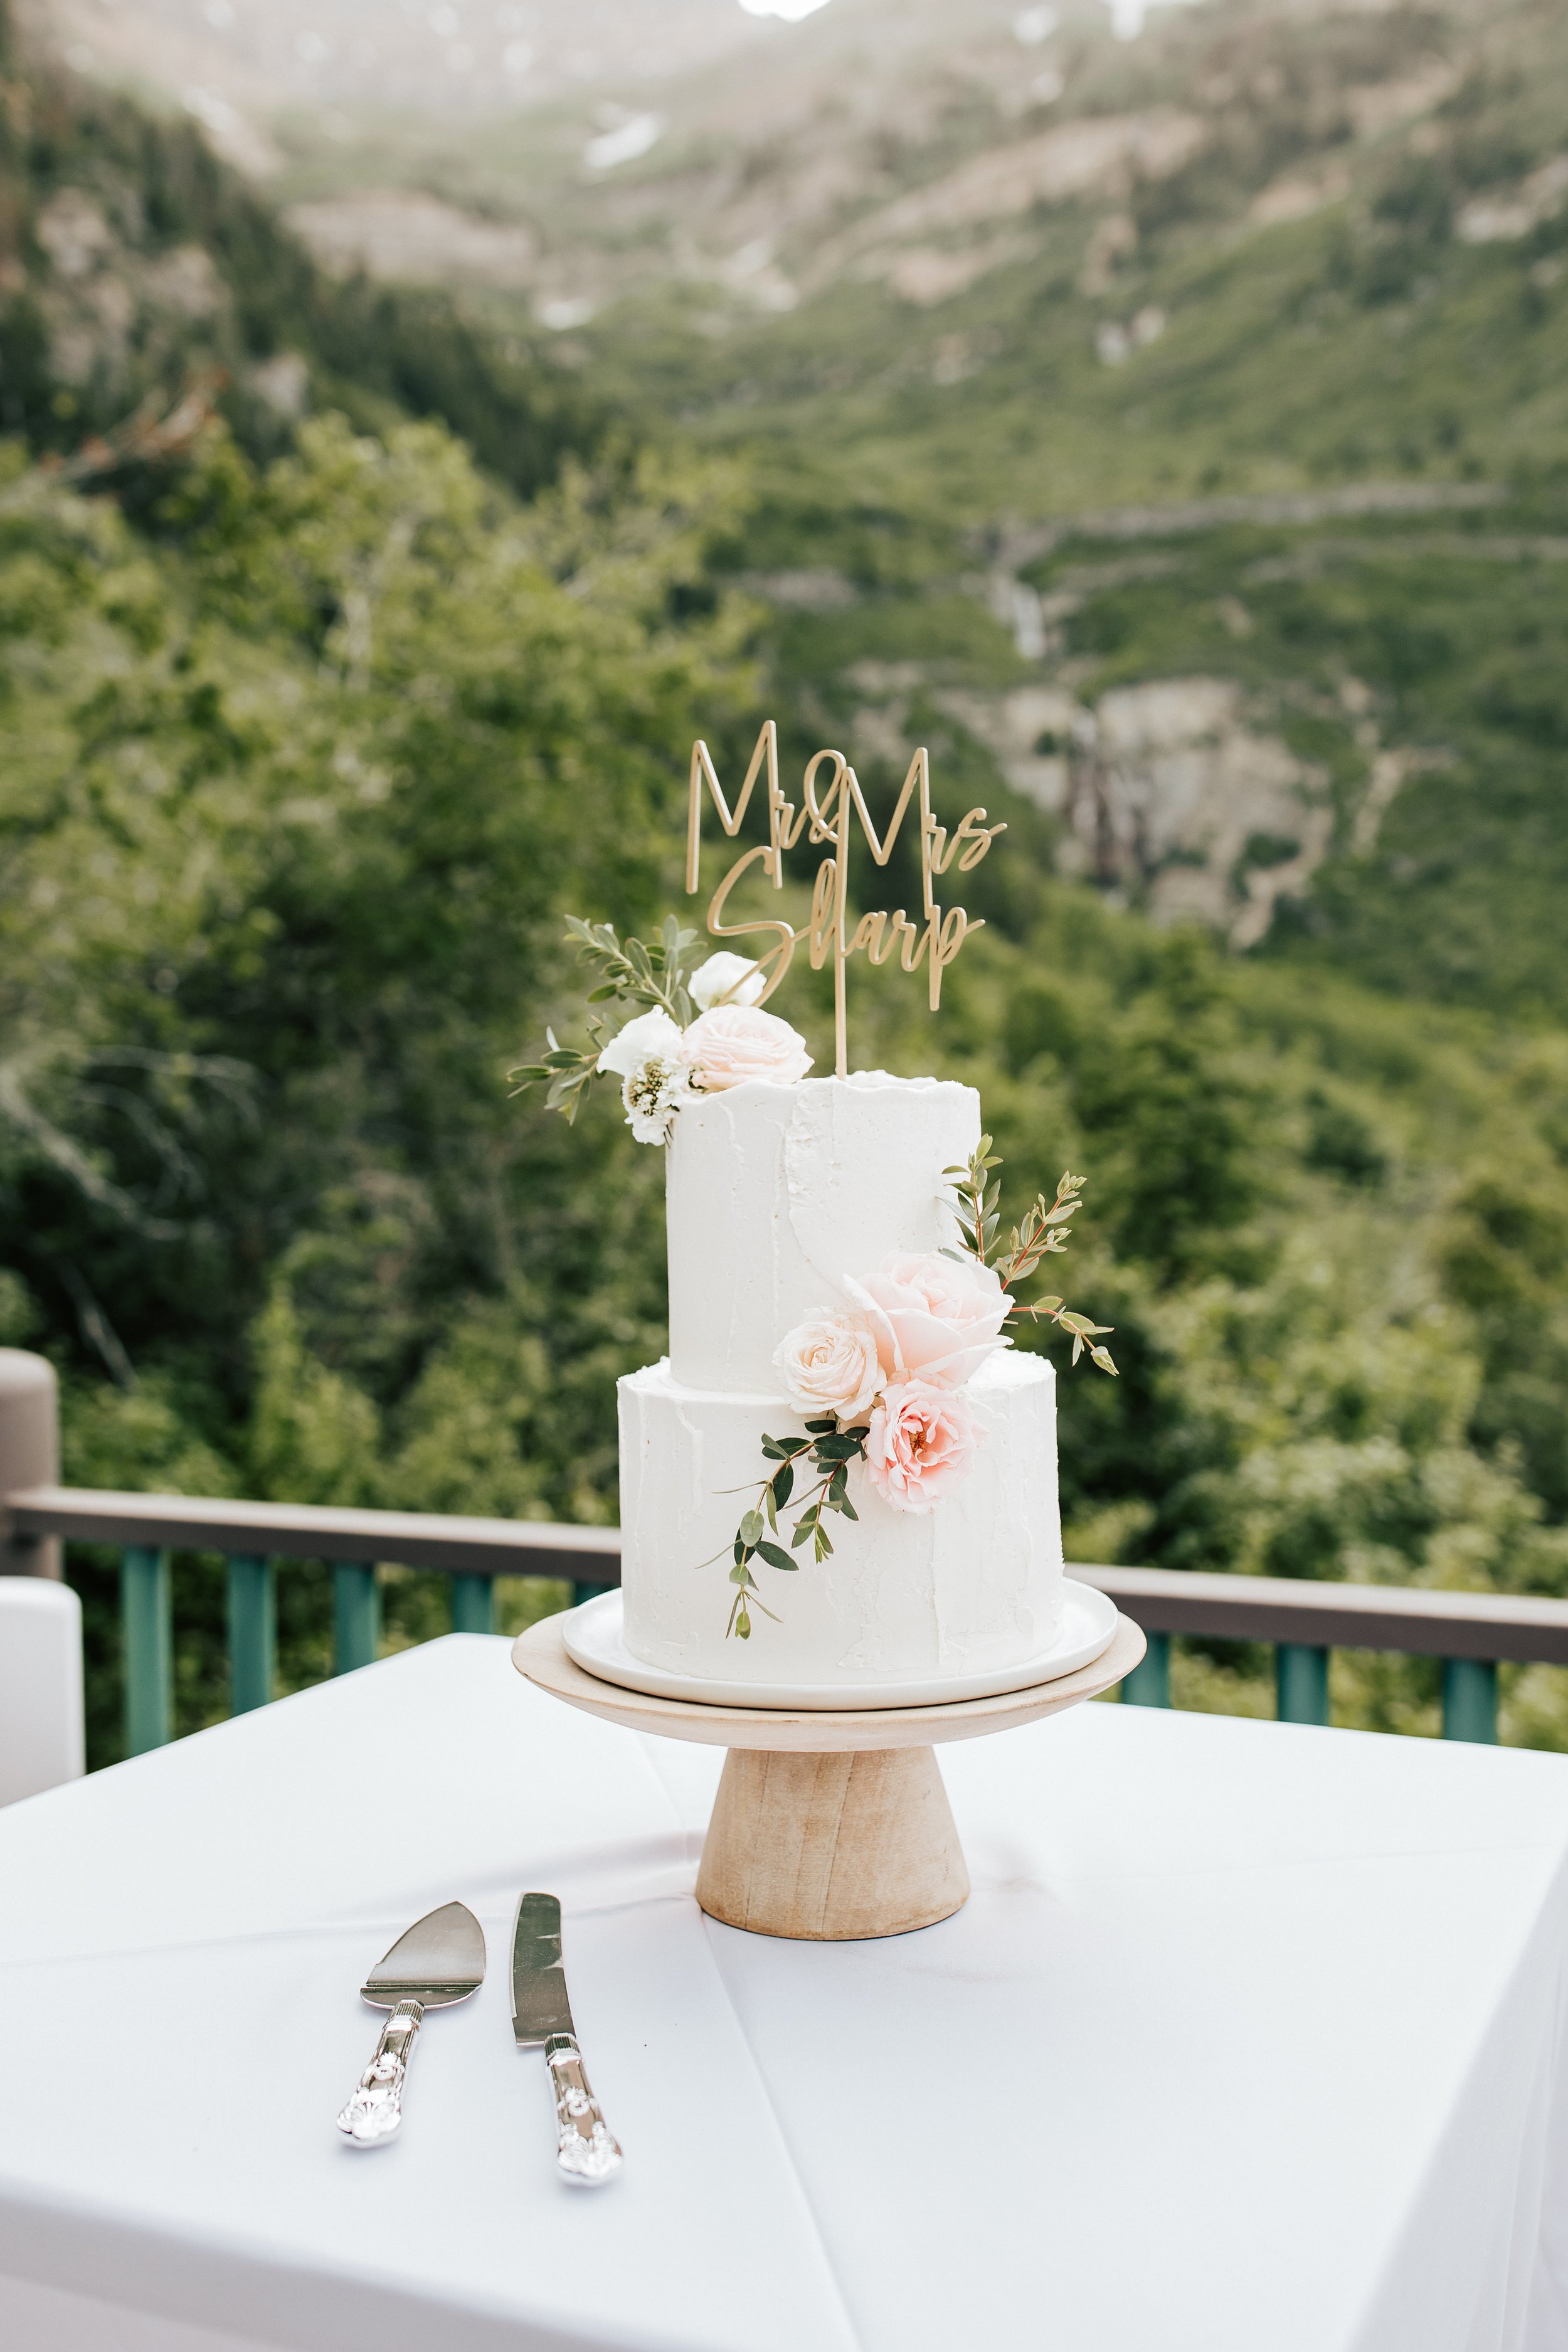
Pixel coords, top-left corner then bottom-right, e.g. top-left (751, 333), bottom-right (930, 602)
top-left (944, 1139), bottom-right (1118, 1376)
top-left (722, 1418), bottom-right (869, 1640)
top-left (508, 913), bottom-right (705, 1124)
top-left (567, 913), bottom-right (705, 1026)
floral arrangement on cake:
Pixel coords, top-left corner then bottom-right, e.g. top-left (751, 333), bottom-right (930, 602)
top-left (510, 917), bottom-right (811, 1145)
top-left (514, 917), bottom-right (1115, 1642)
top-left (713, 1145), bottom-right (1116, 1639)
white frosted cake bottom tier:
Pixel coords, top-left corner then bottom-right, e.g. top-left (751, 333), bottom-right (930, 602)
top-left (617, 1349), bottom-right (1065, 1693)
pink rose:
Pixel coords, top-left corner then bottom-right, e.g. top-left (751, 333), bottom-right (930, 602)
top-left (864, 1379), bottom-right (980, 1514)
top-left (681, 1004), bottom-right (813, 1091)
top-left (845, 1251), bottom-right (1011, 1389)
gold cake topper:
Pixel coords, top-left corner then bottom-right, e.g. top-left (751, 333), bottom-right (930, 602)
top-left (687, 721), bottom-right (1005, 1079)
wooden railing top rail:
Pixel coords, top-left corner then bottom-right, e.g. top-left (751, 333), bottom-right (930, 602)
top-left (1074, 1566), bottom-right (1568, 1666)
top-left (3, 1485), bottom-right (622, 1581)
top-left (11, 1481), bottom-right (1568, 1667)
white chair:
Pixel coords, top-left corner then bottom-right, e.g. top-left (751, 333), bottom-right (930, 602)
top-left (0, 1576), bottom-right (85, 1804)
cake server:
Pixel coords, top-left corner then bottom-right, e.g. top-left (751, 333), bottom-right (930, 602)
top-left (512, 1890), bottom-right (623, 2185)
top-left (336, 1900), bottom-right (485, 2146)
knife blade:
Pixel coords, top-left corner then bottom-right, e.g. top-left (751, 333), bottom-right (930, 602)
top-left (512, 1891), bottom-right (622, 2185)
top-left (336, 1900), bottom-right (485, 2146)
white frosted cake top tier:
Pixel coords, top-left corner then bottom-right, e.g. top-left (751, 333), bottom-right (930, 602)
top-left (665, 1071), bottom-right (980, 1392)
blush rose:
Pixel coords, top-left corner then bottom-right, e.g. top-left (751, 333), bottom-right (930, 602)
top-left (864, 1379), bottom-right (980, 1514)
top-left (681, 1004), bottom-right (813, 1091)
top-left (845, 1249), bottom-right (1011, 1389)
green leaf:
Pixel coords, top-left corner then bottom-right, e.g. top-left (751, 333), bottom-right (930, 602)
top-left (773, 1461), bottom-right (795, 1508)
top-left (813, 1434), bottom-right (861, 1461)
top-left (736, 1610), bottom-right (751, 1640)
top-left (739, 1510), bottom-right (764, 1546)
top-left (804, 1417), bottom-right (837, 1435)
top-left (756, 1540), bottom-right (797, 1571)
top-left (838, 1496), bottom-right (859, 1522)
top-left (586, 983), bottom-right (619, 1002)
top-left (1090, 1347), bottom-right (1120, 1377)
top-left (791, 1515), bottom-right (815, 1548)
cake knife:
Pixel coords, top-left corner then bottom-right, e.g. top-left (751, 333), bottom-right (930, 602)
top-left (512, 1890), bottom-right (623, 2185)
top-left (336, 1900), bottom-right (486, 2145)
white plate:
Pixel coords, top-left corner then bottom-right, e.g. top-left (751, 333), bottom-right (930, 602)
top-left (560, 1577), bottom-right (1120, 1712)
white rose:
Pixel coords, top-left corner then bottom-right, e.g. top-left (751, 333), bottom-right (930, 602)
top-left (690, 951), bottom-right (766, 1011)
top-left (773, 1311), bottom-right (884, 1424)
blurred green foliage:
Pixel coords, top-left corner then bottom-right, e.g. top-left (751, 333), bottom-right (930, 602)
top-left (9, 416), bottom-right (1568, 1756)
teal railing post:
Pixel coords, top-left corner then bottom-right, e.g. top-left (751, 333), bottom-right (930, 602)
top-left (226, 1553), bottom-right (275, 1714)
top-left (1443, 1658), bottom-right (1498, 1744)
top-left (451, 1572), bottom-right (495, 1636)
top-left (122, 1544), bottom-right (172, 1756)
top-left (1122, 1630), bottom-right (1171, 1707)
top-left (1277, 1644), bottom-right (1330, 1726)
top-left (333, 1562), bottom-right (381, 1674)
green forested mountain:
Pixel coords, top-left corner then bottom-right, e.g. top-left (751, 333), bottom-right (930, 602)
top-left (4, 0), bottom-right (1568, 1759)
top-left (0, 10), bottom-right (602, 494)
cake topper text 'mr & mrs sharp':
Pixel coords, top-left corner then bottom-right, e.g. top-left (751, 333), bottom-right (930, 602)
top-left (689, 721), bottom-right (1005, 1079)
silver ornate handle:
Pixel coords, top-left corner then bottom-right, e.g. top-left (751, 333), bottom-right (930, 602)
top-left (337, 1999), bottom-right (423, 2145)
top-left (545, 2032), bottom-right (623, 2185)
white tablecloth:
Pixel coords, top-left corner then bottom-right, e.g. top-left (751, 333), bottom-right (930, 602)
top-left (2, 1632), bottom-right (1567, 2352)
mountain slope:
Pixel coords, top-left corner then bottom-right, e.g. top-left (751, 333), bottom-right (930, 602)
top-left (0, 11), bottom-right (603, 492)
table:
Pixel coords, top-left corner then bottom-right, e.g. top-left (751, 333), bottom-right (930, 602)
top-left (1, 1633), bottom-right (1566, 2352)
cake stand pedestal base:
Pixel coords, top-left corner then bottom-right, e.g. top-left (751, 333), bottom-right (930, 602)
top-left (513, 1607), bottom-right (1145, 1943)
top-left (696, 1744), bottom-right (970, 1939)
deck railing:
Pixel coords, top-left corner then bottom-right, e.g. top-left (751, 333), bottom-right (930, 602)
top-left (6, 1350), bottom-right (1568, 1753)
top-left (14, 1484), bottom-right (622, 1753)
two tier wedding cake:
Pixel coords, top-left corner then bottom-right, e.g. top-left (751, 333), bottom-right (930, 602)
top-left (620, 1069), bottom-right (1065, 1693)
top-left (515, 910), bottom-right (1118, 1707)
top-left (512, 709), bottom-right (1121, 1708)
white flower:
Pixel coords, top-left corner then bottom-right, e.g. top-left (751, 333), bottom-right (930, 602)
top-left (621, 1061), bottom-right (687, 1144)
top-left (773, 1310), bottom-right (884, 1423)
top-left (596, 1008), bottom-right (683, 1079)
top-left (596, 1009), bottom-right (690, 1145)
top-left (690, 951), bottom-right (766, 1011)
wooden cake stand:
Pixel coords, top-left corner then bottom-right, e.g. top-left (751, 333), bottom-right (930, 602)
top-left (513, 1609), bottom-right (1145, 1942)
